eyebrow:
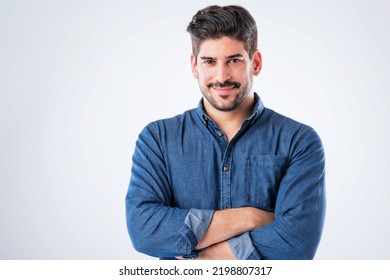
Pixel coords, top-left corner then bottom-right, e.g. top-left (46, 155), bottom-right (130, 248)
top-left (226, 54), bottom-right (244, 59)
top-left (199, 54), bottom-right (244, 60)
top-left (199, 56), bottom-right (214, 60)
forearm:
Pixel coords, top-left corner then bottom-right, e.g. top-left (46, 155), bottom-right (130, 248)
top-left (248, 129), bottom-right (326, 259)
top-left (127, 125), bottom-right (203, 258)
top-left (196, 241), bottom-right (236, 260)
top-left (195, 207), bottom-right (274, 250)
top-left (250, 201), bottom-right (325, 260)
top-left (127, 198), bottom-right (195, 257)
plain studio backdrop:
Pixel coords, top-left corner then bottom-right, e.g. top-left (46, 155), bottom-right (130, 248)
top-left (1, 0), bottom-right (389, 260)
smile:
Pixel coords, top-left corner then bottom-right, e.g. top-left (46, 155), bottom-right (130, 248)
top-left (207, 80), bottom-right (241, 89)
top-left (212, 86), bottom-right (236, 94)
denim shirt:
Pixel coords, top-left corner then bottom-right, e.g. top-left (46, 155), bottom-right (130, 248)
top-left (126, 93), bottom-right (325, 260)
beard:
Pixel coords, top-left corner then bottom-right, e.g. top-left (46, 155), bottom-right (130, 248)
top-left (199, 76), bottom-right (253, 112)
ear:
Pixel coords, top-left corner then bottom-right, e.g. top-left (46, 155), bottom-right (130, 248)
top-left (252, 50), bottom-right (262, 76)
top-left (191, 53), bottom-right (198, 79)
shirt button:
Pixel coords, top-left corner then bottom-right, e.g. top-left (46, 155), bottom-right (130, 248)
top-left (223, 166), bottom-right (229, 171)
top-left (217, 131), bottom-right (223, 137)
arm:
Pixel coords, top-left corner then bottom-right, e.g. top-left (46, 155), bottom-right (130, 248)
top-left (249, 128), bottom-right (326, 259)
top-left (177, 241), bottom-right (236, 260)
top-left (197, 241), bottom-right (236, 260)
top-left (176, 207), bottom-right (273, 260)
top-left (126, 124), bottom-right (272, 259)
top-left (195, 207), bottom-right (274, 250)
top-left (126, 125), bottom-right (200, 258)
top-left (191, 208), bottom-right (273, 260)
top-left (194, 127), bottom-right (325, 260)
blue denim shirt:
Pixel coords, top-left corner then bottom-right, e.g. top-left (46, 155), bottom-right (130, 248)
top-left (126, 93), bottom-right (325, 259)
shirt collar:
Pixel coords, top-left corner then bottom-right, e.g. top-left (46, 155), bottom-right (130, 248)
top-left (195, 92), bottom-right (265, 126)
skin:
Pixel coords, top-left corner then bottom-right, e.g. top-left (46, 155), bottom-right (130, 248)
top-left (176, 37), bottom-right (274, 260)
top-left (195, 208), bottom-right (274, 259)
top-left (191, 36), bottom-right (262, 141)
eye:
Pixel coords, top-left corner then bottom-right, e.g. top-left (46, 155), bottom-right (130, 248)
top-left (203, 60), bottom-right (215, 65)
top-left (228, 59), bottom-right (241, 64)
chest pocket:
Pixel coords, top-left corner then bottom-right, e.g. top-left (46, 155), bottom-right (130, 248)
top-left (245, 155), bottom-right (288, 211)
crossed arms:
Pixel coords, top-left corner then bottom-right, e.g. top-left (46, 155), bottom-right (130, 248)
top-left (189, 207), bottom-right (274, 259)
top-left (126, 123), bottom-right (325, 260)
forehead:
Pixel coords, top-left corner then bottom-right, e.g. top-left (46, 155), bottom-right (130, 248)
top-left (197, 36), bottom-right (248, 58)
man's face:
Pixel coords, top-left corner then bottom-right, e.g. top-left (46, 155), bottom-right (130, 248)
top-left (191, 36), bottom-right (262, 112)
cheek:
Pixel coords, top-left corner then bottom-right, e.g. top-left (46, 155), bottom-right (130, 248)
top-left (197, 68), bottom-right (213, 83)
top-left (234, 65), bottom-right (252, 81)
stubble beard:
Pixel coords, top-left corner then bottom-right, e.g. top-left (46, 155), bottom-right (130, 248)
top-left (199, 77), bottom-right (253, 112)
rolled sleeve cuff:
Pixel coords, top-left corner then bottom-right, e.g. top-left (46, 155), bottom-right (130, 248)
top-left (184, 208), bottom-right (214, 244)
top-left (227, 232), bottom-right (261, 260)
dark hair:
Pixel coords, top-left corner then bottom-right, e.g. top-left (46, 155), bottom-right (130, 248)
top-left (186, 5), bottom-right (258, 59)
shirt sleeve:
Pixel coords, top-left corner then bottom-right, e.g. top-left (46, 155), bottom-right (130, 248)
top-left (185, 209), bottom-right (214, 245)
top-left (227, 233), bottom-right (261, 260)
top-left (185, 210), bottom-right (261, 260)
top-left (126, 124), bottom-right (205, 258)
top-left (249, 127), bottom-right (326, 259)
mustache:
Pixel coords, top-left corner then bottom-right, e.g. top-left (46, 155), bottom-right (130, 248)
top-left (207, 80), bottom-right (241, 89)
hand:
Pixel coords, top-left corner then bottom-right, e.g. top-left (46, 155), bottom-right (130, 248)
top-left (196, 241), bottom-right (237, 260)
top-left (176, 241), bottom-right (237, 260)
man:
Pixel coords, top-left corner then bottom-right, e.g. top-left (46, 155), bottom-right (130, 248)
top-left (126, 5), bottom-right (325, 260)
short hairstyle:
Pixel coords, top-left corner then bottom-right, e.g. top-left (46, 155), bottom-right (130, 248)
top-left (186, 5), bottom-right (258, 59)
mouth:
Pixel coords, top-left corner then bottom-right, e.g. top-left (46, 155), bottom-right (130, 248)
top-left (207, 81), bottom-right (240, 96)
top-left (212, 86), bottom-right (236, 94)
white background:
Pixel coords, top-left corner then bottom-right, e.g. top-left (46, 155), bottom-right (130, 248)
top-left (1, 0), bottom-right (389, 259)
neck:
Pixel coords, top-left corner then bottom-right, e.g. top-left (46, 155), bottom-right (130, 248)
top-left (204, 93), bottom-right (255, 141)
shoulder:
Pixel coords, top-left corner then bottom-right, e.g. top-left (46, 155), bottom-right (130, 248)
top-left (148, 108), bottom-right (195, 128)
top-left (263, 108), bottom-right (321, 137)
top-left (139, 108), bottom-right (197, 138)
top-left (259, 108), bottom-right (324, 156)
top-left (262, 108), bottom-right (308, 127)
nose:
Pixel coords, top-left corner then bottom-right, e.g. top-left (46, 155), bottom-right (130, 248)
top-left (215, 63), bottom-right (231, 83)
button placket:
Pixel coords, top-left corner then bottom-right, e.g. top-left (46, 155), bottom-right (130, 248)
top-left (220, 146), bottom-right (233, 209)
